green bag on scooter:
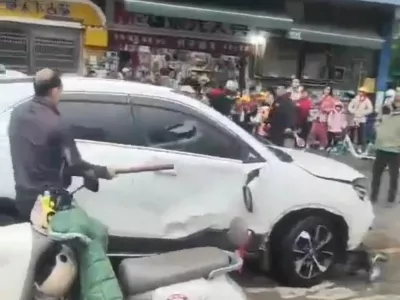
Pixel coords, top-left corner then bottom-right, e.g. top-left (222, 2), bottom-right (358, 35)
top-left (49, 200), bottom-right (123, 300)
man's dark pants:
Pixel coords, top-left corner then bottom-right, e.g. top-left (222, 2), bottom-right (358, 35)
top-left (269, 131), bottom-right (285, 147)
top-left (371, 150), bottom-right (400, 203)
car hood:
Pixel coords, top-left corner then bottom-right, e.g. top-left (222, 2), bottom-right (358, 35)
top-left (283, 148), bottom-right (364, 182)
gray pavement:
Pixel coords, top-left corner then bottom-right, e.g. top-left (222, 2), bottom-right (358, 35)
top-left (243, 152), bottom-right (400, 299)
top-left (244, 254), bottom-right (400, 299)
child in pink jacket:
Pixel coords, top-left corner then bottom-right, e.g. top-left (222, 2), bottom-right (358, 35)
top-left (327, 102), bottom-right (347, 147)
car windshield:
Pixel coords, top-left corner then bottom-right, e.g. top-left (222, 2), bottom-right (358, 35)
top-left (254, 135), bottom-right (293, 163)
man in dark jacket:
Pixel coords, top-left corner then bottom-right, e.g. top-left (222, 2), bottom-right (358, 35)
top-left (8, 68), bottom-right (114, 221)
top-left (267, 86), bottom-right (296, 146)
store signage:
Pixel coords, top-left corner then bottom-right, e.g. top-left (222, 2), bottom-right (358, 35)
top-left (110, 32), bottom-right (254, 56)
top-left (114, 1), bottom-right (250, 37)
top-left (5, 0), bottom-right (70, 16)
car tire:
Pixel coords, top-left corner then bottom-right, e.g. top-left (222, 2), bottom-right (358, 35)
top-left (0, 214), bottom-right (16, 226)
top-left (272, 215), bottom-right (340, 287)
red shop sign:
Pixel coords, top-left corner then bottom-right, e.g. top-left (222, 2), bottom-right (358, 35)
top-left (109, 31), bottom-right (254, 56)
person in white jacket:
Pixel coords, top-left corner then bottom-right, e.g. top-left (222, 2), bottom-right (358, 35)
top-left (347, 86), bottom-right (374, 152)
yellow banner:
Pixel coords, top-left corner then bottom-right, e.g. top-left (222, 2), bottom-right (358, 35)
top-left (0, 0), bottom-right (105, 27)
top-left (85, 26), bottom-right (108, 47)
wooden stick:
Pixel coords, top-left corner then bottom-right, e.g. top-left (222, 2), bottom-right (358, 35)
top-left (115, 164), bottom-right (174, 174)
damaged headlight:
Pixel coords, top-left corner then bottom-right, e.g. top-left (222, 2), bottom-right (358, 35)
top-left (352, 177), bottom-right (368, 200)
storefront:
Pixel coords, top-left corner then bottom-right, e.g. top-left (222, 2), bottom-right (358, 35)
top-left (0, 0), bottom-right (108, 74)
top-left (103, 0), bottom-right (395, 95)
top-left (106, 0), bottom-right (292, 86)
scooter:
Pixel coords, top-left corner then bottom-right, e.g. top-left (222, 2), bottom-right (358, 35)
top-left (0, 173), bottom-right (249, 300)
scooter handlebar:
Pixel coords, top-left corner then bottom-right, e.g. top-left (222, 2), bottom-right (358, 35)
top-left (208, 251), bottom-right (243, 279)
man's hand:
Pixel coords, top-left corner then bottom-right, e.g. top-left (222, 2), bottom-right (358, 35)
top-left (105, 167), bottom-right (117, 180)
top-left (284, 128), bottom-right (292, 134)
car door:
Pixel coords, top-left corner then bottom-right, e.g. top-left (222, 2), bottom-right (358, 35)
top-left (127, 95), bottom-right (264, 240)
top-left (57, 92), bottom-right (164, 238)
top-left (58, 92), bottom-right (265, 246)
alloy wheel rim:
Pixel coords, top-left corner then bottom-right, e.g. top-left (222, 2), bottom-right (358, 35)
top-left (292, 225), bottom-right (334, 279)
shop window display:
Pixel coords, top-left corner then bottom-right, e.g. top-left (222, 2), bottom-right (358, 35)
top-left (115, 45), bottom-right (247, 96)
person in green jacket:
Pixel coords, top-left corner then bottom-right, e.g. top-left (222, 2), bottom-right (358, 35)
top-left (371, 92), bottom-right (400, 205)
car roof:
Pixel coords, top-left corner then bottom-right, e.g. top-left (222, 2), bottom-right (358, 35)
top-left (0, 69), bottom-right (28, 79)
top-left (61, 77), bottom-right (175, 98)
top-left (0, 76), bottom-right (192, 112)
top-left (0, 76), bottom-right (273, 161)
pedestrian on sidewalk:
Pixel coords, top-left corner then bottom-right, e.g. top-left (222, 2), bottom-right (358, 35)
top-left (307, 86), bottom-right (335, 149)
top-left (348, 86), bottom-right (373, 153)
top-left (267, 86), bottom-right (296, 146)
top-left (296, 88), bottom-right (313, 141)
top-left (327, 101), bottom-right (347, 148)
top-left (370, 93), bottom-right (400, 205)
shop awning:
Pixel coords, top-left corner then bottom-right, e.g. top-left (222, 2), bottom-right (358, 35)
top-left (287, 25), bottom-right (384, 49)
top-left (123, 0), bottom-right (293, 30)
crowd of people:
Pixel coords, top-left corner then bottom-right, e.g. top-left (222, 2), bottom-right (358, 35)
top-left (205, 77), bottom-right (377, 152)
top-left (106, 67), bottom-right (382, 154)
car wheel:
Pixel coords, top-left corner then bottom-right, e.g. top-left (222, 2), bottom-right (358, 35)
top-left (272, 216), bottom-right (340, 287)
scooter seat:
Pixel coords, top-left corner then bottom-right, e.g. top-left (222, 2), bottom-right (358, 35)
top-left (119, 247), bottom-right (230, 295)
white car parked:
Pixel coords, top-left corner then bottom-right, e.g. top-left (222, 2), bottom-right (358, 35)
top-left (0, 77), bottom-right (374, 287)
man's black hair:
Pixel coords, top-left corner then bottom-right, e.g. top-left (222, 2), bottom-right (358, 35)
top-left (34, 69), bottom-right (62, 97)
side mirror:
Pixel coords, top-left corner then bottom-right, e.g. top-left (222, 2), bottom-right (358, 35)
top-left (83, 177), bottom-right (99, 192)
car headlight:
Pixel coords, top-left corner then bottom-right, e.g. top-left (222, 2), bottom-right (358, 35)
top-left (352, 177), bottom-right (368, 200)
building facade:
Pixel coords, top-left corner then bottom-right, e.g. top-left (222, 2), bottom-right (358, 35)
top-left (0, 0), bottom-right (107, 74)
top-left (104, 0), bottom-right (396, 97)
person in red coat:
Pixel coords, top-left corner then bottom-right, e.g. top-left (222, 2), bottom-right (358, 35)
top-left (296, 88), bottom-right (313, 140)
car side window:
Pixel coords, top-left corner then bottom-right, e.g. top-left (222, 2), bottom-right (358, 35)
top-left (134, 104), bottom-right (243, 160)
top-left (58, 97), bottom-right (135, 145)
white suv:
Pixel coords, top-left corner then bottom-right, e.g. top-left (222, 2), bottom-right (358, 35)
top-left (0, 77), bottom-right (374, 287)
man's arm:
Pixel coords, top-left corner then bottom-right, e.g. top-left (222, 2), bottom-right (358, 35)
top-left (60, 127), bottom-right (113, 180)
